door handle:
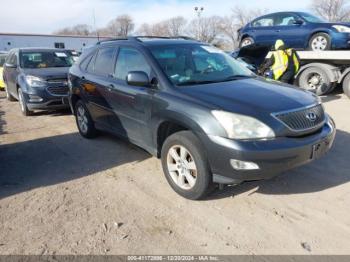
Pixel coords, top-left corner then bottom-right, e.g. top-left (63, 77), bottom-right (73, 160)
top-left (81, 76), bottom-right (85, 80)
top-left (276, 30), bottom-right (281, 32)
top-left (108, 84), bottom-right (114, 92)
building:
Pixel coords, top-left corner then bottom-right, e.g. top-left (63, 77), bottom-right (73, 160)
top-left (0, 33), bottom-right (110, 52)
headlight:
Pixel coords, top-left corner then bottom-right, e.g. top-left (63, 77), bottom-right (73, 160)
top-left (332, 25), bottom-right (350, 33)
top-left (212, 110), bottom-right (275, 140)
top-left (25, 75), bottom-right (47, 87)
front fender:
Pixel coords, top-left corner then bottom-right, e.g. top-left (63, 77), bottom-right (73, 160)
top-left (17, 74), bottom-right (30, 92)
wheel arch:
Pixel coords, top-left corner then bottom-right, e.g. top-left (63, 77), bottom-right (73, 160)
top-left (307, 30), bottom-right (332, 46)
top-left (70, 93), bottom-right (82, 114)
top-left (153, 113), bottom-right (208, 158)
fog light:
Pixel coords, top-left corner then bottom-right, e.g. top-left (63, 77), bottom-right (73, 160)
top-left (28, 95), bottom-right (43, 102)
top-left (230, 159), bottom-right (259, 170)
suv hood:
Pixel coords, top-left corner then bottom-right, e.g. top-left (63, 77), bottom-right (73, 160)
top-left (22, 67), bottom-right (69, 80)
top-left (179, 77), bottom-right (318, 116)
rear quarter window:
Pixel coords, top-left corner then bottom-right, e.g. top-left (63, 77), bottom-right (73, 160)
top-left (252, 16), bottom-right (274, 27)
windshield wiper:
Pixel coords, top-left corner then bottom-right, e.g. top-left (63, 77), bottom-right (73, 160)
top-left (219, 75), bottom-right (255, 82)
top-left (177, 80), bottom-right (218, 86)
top-left (176, 75), bottom-right (256, 86)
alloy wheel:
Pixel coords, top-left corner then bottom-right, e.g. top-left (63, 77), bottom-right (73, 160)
top-left (166, 145), bottom-right (197, 190)
top-left (77, 105), bottom-right (88, 134)
top-left (311, 36), bottom-right (328, 51)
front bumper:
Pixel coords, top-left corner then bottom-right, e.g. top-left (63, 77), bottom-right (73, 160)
top-left (202, 117), bottom-right (336, 184)
top-left (22, 86), bottom-right (70, 110)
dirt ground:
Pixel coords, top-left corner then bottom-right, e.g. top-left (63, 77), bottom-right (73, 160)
top-left (0, 90), bottom-right (349, 255)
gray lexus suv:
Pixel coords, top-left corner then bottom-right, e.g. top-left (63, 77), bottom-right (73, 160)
top-left (68, 36), bottom-right (336, 200)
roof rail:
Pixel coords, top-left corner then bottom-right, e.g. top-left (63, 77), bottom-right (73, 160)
top-left (96, 37), bottom-right (138, 45)
top-left (96, 35), bottom-right (199, 45)
top-left (134, 36), bottom-right (199, 41)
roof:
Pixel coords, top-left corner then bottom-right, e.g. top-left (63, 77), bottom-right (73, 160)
top-left (17, 47), bottom-right (71, 52)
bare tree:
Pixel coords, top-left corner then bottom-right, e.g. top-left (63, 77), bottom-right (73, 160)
top-left (219, 6), bottom-right (267, 49)
top-left (311, 0), bottom-right (350, 21)
top-left (231, 6), bottom-right (267, 28)
top-left (54, 24), bottom-right (92, 36)
top-left (137, 22), bottom-right (167, 36)
top-left (187, 16), bottom-right (224, 43)
top-left (104, 14), bottom-right (135, 37)
top-left (164, 16), bottom-right (187, 36)
top-left (137, 16), bottom-right (187, 37)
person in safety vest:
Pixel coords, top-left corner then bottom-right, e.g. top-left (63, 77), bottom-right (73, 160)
top-left (263, 39), bottom-right (300, 84)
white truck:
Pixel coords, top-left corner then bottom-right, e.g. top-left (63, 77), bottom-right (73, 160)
top-left (234, 46), bottom-right (350, 98)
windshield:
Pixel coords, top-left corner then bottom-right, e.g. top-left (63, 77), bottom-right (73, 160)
top-left (299, 12), bottom-right (326, 23)
top-left (149, 44), bottom-right (254, 86)
top-left (20, 51), bottom-right (74, 69)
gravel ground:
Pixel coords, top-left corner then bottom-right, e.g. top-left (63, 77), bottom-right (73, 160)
top-left (0, 90), bottom-right (349, 255)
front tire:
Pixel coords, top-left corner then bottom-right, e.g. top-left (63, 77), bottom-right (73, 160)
top-left (18, 88), bottom-right (33, 116)
top-left (74, 100), bottom-right (97, 139)
top-left (161, 131), bottom-right (213, 200)
top-left (309, 33), bottom-right (331, 51)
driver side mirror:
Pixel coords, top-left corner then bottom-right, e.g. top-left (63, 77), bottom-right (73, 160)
top-left (126, 71), bottom-right (150, 87)
top-left (293, 19), bottom-right (304, 25)
top-left (5, 63), bottom-right (17, 68)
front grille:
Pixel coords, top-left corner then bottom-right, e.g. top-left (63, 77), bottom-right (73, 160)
top-left (47, 79), bottom-right (68, 85)
top-left (47, 86), bottom-right (69, 96)
top-left (273, 104), bottom-right (325, 132)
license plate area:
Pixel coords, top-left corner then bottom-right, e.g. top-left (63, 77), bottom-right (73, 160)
top-left (311, 138), bottom-right (331, 160)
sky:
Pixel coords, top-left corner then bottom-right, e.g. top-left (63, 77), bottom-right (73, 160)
top-left (0, 0), bottom-right (312, 34)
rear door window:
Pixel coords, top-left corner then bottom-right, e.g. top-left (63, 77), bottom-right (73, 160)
top-left (252, 16), bottom-right (274, 27)
top-left (94, 47), bottom-right (117, 77)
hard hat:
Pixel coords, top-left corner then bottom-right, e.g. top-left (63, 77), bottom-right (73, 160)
top-left (275, 39), bottom-right (285, 50)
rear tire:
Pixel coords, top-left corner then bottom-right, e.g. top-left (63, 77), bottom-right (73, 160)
top-left (161, 131), bottom-right (213, 200)
top-left (5, 87), bottom-right (16, 101)
top-left (309, 33), bottom-right (331, 51)
top-left (342, 73), bottom-right (350, 98)
top-left (240, 37), bottom-right (254, 48)
top-left (297, 67), bottom-right (333, 95)
top-left (74, 100), bottom-right (98, 139)
top-left (18, 88), bottom-right (33, 116)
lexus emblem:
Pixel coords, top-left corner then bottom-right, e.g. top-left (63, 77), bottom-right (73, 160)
top-left (306, 112), bottom-right (317, 122)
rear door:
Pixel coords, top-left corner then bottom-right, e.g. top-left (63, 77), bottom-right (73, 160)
top-left (108, 46), bottom-right (154, 148)
top-left (249, 15), bottom-right (276, 46)
top-left (80, 46), bottom-right (118, 130)
top-left (273, 13), bottom-right (309, 48)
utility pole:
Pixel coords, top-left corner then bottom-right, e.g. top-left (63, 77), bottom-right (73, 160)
top-left (194, 6), bottom-right (204, 40)
top-left (93, 9), bottom-right (100, 41)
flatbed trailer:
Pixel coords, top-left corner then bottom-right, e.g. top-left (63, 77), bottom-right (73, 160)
top-left (279, 51), bottom-right (350, 96)
top-left (235, 46), bottom-right (350, 97)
